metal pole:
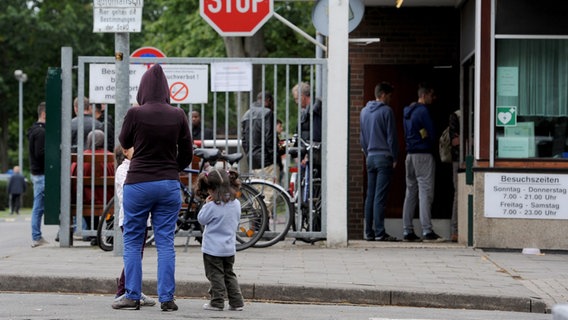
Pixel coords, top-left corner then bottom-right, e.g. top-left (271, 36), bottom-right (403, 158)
top-left (18, 79), bottom-right (23, 171)
top-left (60, 47), bottom-right (73, 247)
top-left (113, 32), bottom-right (130, 256)
top-left (14, 70), bottom-right (27, 171)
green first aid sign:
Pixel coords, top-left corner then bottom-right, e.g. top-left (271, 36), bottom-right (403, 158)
top-left (496, 106), bottom-right (517, 127)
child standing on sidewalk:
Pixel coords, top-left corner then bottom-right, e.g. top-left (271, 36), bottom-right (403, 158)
top-left (112, 145), bottom-right (156, 309)
top-left (196, 169), bottom-right (245, 312)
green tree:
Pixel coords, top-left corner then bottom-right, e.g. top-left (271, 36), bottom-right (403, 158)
top-left (0, 0), bottom-right (115, 172)
top-left (0, 0), bottom-right (318, 172)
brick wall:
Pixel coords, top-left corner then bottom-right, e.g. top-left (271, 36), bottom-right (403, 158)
top-left (346, 7), bottom-right (460, 239)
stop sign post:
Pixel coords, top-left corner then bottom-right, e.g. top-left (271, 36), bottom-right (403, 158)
top-left (200, 0), bottom-right (273, 37)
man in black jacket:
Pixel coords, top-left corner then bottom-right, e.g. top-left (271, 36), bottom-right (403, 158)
top-left (241, 91), bottom-right (278, 179)
top-left (28, 102), bottom-right (48, 248)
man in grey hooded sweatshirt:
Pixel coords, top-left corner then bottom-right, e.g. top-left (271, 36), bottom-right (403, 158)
top-left (360, 82), bottom-right (399, 242)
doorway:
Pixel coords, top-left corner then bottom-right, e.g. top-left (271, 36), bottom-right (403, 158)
top-left (363, 64), bottom-right (460, 220)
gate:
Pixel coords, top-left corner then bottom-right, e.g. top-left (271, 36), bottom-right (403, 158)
top-left (60, 55), bottom-right (327, 246)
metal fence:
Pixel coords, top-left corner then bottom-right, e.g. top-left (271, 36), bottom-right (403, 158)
top-left (62, 56), bottom-right (327, 245)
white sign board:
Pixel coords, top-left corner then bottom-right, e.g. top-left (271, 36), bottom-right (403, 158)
top-left (210, 62), bottom-right (252, 92)
top-left (89, 64), bottom-right (209, 104)
top-left (93, 0), bottom-right (144, 33)
top-left (484, 172), bottom-right (568, 219)
top-left (161, 64), bottom-right (209, 104)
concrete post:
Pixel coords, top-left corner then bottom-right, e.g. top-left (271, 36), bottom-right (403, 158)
top-left (325, 0), bottom-right (349, 247)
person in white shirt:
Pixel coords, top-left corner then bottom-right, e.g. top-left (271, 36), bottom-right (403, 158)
top-left (112, 145), bottom-right (156, 308)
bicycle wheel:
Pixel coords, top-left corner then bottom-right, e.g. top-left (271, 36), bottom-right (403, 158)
top-left (248, 180), bottom-right (293, 248)
top-left (235, 183), bottom-right (268, 251)
top-left (97, 197), bottom-right (115, 251)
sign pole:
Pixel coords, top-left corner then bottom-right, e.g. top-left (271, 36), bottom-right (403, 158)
top-left (113, 32), bottom-right (130, 256)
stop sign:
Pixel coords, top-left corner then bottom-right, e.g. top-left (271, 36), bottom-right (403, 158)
top-left (200, 0), bottom-right (273, 37)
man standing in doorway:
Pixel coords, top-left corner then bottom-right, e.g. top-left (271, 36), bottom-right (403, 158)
top-left (360, 82), bottom-right (399, 241)
top-left (402, 83), bottom-right (444, 242)
top-left (28, 102), bottom-right (48, 248)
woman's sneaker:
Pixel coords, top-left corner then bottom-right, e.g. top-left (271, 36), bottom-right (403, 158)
top-left (111, 295), bottom-right (140, 310)
top-left (160, 300), bottom-right (178, 312)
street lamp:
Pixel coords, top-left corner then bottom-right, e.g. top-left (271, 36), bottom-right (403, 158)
top-left (14, 70), bottom-right (27, 171)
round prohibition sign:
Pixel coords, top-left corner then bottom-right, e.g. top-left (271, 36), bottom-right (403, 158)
top-left (169, 82), bottom-right (189, 102)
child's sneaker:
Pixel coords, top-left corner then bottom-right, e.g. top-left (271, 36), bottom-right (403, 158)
top-left (203, 303), bottom-right (223, 311)
top-left (229, 305), bottom-right (244, 311)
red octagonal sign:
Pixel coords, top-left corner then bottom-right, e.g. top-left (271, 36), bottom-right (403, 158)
top-left (200, 0), bottom-right (274, 37)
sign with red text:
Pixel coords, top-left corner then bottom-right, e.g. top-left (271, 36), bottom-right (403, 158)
top-left (89, 64), bottom-right (208, 104)
top-left (200, 0), bottom-right (273, 37)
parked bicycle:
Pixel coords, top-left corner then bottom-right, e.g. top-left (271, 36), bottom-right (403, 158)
top-left (247, 135), bottom-right (324, 248)
top-left (97, 148), bottom-right (268, 252)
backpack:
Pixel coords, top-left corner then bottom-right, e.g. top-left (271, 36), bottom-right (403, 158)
top-left (439, 126), bottom-right (452, 163)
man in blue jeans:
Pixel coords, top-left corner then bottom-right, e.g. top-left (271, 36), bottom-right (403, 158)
top-left (360, 82), bottom-right (399, 241)
top-left (28, 102), bottom-right (48, 248)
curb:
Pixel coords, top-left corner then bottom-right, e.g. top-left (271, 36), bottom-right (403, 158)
top-left (0, 275), bottom-right (547, 313)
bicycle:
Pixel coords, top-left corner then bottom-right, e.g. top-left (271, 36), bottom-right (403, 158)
top-left (247, 135), bottom-right (324, 248)
top-left (97, 148), bottom-right (269, 252)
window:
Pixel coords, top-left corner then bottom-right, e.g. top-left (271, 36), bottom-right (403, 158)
top-left (495, 39), bottom-right (568, 158)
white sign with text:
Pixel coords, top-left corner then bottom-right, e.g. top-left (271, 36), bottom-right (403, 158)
top-left (484, 172), bottom-right (568, 219)
top-left (93, 0), bottom-right (144, 33)
top-left (210, 62), bottom-right (252, 92)
top-left (89, 64), bottom-right (209, 104)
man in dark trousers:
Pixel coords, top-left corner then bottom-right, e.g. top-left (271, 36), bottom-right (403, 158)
top-left (360, 82), bottom-right (399, 242)
top-left (8, 166), bottom-right (26, 215)
top-left (28, 102), bottom-right (48, 248)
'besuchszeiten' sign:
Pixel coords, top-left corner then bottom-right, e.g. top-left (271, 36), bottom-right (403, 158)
top-left (484, 172), bottom-right (568, 219)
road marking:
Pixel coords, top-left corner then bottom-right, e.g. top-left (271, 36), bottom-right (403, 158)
top-left (370, 318), bottom-right (438, 320)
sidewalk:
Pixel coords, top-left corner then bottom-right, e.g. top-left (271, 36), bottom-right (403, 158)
top-left (0, 217), bottom-right (567, 314)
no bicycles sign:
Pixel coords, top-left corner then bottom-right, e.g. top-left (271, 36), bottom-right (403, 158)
top-left (89, 64), bottom-right (209, 104)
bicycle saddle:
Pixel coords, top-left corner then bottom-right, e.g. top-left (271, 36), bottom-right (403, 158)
top-left (194, 148), bottom-right (222, 162)
top-left (222, 153), bottom-right (243, 165)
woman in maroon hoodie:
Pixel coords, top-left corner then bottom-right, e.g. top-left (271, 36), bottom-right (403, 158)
top-left (113, 64), bottom-right (192, 311)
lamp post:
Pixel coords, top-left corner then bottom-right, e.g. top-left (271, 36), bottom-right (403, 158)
top-left (14, 70), bottom-right (27, 171)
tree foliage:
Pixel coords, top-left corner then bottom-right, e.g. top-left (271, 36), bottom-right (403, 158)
top-left (0, 0), bottom-right (318, 172)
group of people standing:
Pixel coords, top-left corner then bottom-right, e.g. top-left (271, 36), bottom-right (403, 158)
top-left (360, 82), bottom-right (457, 243)
top-left (111, 64), bottom-right (244, 312)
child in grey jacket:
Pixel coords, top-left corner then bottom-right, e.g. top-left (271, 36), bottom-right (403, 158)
top-left (196, 169), bottom-right (245, 312)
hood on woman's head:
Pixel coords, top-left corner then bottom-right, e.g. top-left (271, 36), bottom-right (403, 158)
top-left (136, 64), bottom-right (171, 106)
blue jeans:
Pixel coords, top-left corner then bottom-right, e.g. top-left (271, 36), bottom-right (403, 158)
top-left (123, 180), bottom-right (181, 303)
top-left (364, 154), bottom-right (393, 239)
top-left (31, 175), bottom-right (45, 241)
